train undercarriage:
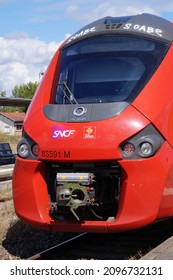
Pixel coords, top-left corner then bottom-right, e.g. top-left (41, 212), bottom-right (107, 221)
top-left (46, 161), bottom-right (122, 221)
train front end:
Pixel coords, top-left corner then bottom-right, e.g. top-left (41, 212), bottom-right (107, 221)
top-left (13, 14), bottom-right (173, 232)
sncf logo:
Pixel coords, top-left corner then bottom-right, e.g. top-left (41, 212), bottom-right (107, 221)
top-left (52, 127), bottom-right (75, 138)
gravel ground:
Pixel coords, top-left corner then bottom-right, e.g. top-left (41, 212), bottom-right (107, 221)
top-left (2, 183), bottom-right (173, 260)
top-left (0, 184), bottom-right (68, 260)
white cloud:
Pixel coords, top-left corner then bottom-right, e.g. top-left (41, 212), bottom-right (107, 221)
top-left (33, 0), bottom-right (173, 24)
top-left (63, 0), bottom-right (161, 23)
top-left (1, 0), bottom-right (173, 97)
top-left (0, 34), bottom-right (62, 96)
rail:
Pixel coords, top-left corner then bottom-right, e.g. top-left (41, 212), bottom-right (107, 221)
top-left (26, 219), bottom-right (173, 260)
top-left (27, 233), bottom-right (87, 260)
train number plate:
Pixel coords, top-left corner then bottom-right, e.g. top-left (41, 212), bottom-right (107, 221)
top-left (40, 150), bottom-right (70, 159)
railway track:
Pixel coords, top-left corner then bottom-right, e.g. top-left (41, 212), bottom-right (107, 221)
top-left (27, 218), bottom-right (173, 260)
top-left (1, 175), bottom-right (173, 260)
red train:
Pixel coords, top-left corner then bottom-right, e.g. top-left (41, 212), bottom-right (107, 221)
top-left (13, 13), bottom-right (173, 232)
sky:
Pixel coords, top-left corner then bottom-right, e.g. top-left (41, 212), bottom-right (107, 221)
top-left (1, 0), bottom-right (173, 96)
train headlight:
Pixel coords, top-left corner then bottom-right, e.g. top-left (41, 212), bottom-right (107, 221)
top-left (32, 144), bottom-right (39, 156)
top-left (140, 142), bottom-right (153, 156)
top-left (120, 124), bottom-right (164, 159)
top-left (122, 143), bottom-right (135, 156)
top-left (17, 131), bottom-right (39, 160)
top-left (18, 144), bottom-right (29, 158)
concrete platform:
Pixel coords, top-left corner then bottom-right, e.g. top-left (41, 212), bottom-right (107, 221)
top-left (0, 164), bottom-right (14, 181)
top-left (141, 236), bottom-right (173, 259)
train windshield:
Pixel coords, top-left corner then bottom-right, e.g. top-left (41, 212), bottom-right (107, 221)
top-left (55, 35), bottom-right (169, 104)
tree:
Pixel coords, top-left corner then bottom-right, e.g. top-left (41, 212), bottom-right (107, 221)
top-left (12, 81), bottom-right (38, 99)
top-left (8, 81), bottom-right (39, 112)
top-left (0, 82), bottom-right (38, 112)
top-left (0, 90), bottom-right (6, 97)
top-left (0, 91), bottom-right (6, 111)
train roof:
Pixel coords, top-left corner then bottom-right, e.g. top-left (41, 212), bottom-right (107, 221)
top-left (63, 13), bottom-right (173, 48)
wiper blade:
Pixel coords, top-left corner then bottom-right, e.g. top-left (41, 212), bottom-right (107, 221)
top-left (58, 70), bottom-right (78, 104)
top-left (63, 81), bottom-right (78, 104)
top-left (63, 70), bottom-right (78, 104)
top-left (59, 84), bottom-right (74, 104)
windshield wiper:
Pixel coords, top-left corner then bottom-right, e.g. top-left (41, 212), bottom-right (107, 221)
top-left (60, 70), bottom-right (78, 104)
top-left (59, 85), bottom-right (73, 104)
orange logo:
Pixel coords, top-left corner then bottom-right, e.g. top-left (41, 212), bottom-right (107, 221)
top-left (83, 126), bottom-right (96, 139)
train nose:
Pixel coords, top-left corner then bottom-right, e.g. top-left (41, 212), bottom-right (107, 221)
top-left (39, 105), bottom-right (150, 161)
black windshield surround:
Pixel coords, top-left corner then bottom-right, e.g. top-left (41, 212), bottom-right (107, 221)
top-left (44, 35), bottom-right (170, 123)
top-left (55, 35), bottom-right (169, 105)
